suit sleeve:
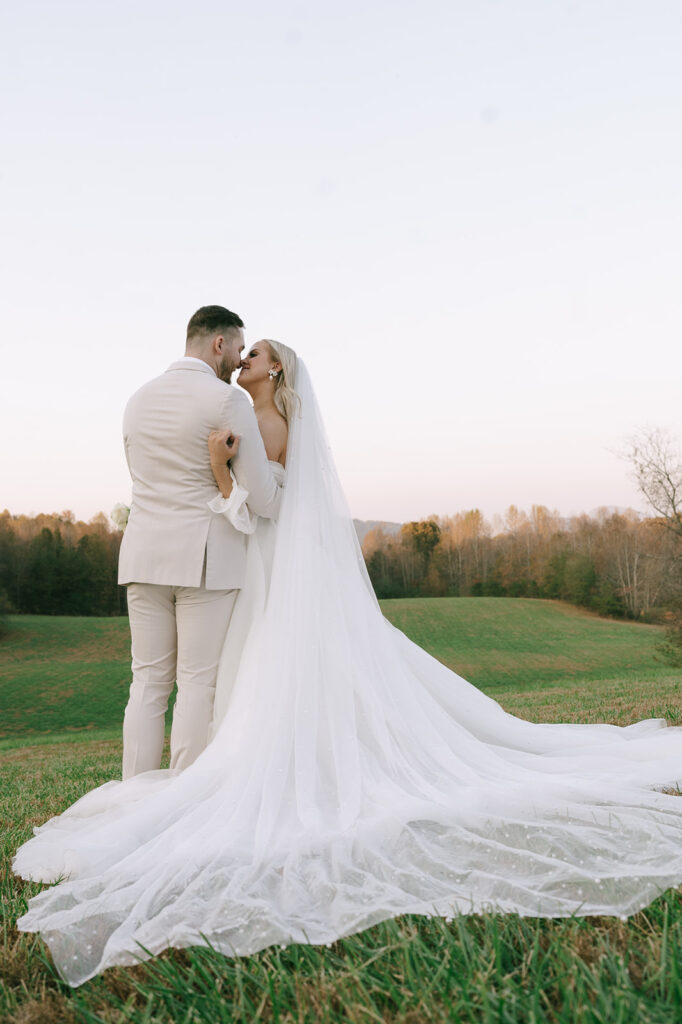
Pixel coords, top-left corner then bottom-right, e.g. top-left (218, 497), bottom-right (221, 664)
top-left (122, 397), bottom-right (135, 477)
top-left (219, 389), bottom-right (282, 519)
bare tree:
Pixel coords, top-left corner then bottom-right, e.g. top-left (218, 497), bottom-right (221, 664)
top-left (624, 428), bottom-right (682, 540)
top-left (598, 511), bottom-right (671, 618)
top-left (623, 429), bottom-right (682, 660)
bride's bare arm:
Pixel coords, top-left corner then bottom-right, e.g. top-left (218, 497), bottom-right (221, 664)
top-left (208, 431), bottom-right (240, 497)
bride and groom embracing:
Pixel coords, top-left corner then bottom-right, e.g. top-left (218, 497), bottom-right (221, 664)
top-left (14, 305), bottom-right (682, 988)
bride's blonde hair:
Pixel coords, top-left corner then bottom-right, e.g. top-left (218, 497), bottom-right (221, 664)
top-left (264, 339), bottom-right (300, 424)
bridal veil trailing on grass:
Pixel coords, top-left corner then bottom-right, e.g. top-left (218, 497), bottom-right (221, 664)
top-left (13, 360), bottom-right (682, 987)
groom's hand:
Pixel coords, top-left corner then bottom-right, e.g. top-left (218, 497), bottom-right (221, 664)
top-left (208, 429), bottom-right (240, 467)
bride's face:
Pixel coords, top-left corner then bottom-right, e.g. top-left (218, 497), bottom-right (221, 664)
top-left (238, 342), bottom-right (277, 389)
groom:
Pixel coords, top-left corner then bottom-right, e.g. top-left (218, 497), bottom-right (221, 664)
top-left (118, 305), bottom-right (281, 779)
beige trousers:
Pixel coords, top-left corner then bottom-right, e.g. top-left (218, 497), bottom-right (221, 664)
top-left (122, 574), bottom-right (237, 779)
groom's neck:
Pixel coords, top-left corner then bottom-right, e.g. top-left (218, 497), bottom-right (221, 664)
top-left (184, 350), bottom-right (218, 374)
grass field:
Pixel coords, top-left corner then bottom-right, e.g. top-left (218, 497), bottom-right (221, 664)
top-left (3, 599), bottom-right (680, 743)
top-left (3, 599), bottom-right (682, 1023)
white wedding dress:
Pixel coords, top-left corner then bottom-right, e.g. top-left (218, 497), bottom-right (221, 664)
top-left (209, 460), bottom-right (285, 739)
top-left (13, 361), bottom-right (682, 988)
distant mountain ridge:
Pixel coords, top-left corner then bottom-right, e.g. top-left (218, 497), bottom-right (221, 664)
top-left (353, 519), bottom-right (402, 545)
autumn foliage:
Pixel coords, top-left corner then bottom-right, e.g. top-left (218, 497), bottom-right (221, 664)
top-left (363, 505), bottom-right (681, 621)
top-left (1, 503), bottom-right (680, 624)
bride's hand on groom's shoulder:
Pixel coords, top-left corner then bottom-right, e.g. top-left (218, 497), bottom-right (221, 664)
top-left (209, 429), bottom-right (240, 468)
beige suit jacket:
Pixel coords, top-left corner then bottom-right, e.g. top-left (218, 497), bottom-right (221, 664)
top-left (118, 359), bottom-right (281, 589)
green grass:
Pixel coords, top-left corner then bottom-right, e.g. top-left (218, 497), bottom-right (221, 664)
top-left (383, 596), bottom-right (673, 692)
top-left (0, 616), bottom-right (131, 740)
top-left (3, 600), bottom-right (682, 1022)
top-left (383, 597), bottom-right (682, 729)
top-left (2, 599), bottom-right (680, 741)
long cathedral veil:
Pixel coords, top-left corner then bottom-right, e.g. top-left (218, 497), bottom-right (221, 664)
top-left (14, 359), bottom-right (682, 987)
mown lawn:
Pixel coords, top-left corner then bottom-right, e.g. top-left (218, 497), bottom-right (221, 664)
top-left (384, 597), bottom-right (682, 728)
top-left (384, 596), bottom-right (674, 692)
top-left (0, 617), bottom-right (131, 742)
top-left (2, 601), bottom-right (682, 1022)
top-left (2, 599), bottom-right (681, 742)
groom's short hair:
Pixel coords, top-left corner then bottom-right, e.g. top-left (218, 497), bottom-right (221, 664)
top-left (186, 306), bottom-right (244, 342)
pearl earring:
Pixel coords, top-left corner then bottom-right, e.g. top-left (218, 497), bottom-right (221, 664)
top-left (268, 368), bottom-right (279, 381)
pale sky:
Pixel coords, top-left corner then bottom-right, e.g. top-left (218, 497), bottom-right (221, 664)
top-left (1, 0), bottom-right (680, 524)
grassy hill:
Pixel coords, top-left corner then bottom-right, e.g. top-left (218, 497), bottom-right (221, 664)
top-left (1, 598), bottom-right (680, 745)
top-left (0, 616), bottom-right (131, 744)
top-left (383, 597), bottom-right (682, 727)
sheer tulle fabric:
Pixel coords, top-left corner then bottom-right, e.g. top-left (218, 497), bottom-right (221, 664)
top-left (13, 362), bottom-right (682, 987)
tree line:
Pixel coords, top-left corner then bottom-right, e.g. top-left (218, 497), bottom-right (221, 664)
top-left (0, 510), bottom-right (125, 619)
top-left (362, 505), bottom-right (681, 622)
top-left (0, 503), bottom-right (678, 625)
top-left (1, 431), bottom-right (680, 654)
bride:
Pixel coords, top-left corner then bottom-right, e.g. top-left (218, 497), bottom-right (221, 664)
top-left (206, 337), bottom-right (292, 736)
top-left (13, 343), bottom-right (682, 988)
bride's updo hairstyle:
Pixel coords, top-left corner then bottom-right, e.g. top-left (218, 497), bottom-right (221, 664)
top-left (264, 339), bottom-right (300, 425)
